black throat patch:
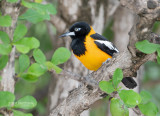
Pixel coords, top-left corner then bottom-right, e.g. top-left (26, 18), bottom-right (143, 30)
top-left (70, 37), bottom-right (86, 57)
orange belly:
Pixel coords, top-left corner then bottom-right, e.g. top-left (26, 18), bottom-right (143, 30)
top-left (74, 35), bottom-right (112, 71)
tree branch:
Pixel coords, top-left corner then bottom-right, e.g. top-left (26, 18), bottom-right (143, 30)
top-left (0, 0), bottom-right (20, 92)
top-left (47, 1), bottom-right (109, 115)
top-left (49, 0), bottom-right (160, 115)
top-left (0, 0), bottom-right (21, 115)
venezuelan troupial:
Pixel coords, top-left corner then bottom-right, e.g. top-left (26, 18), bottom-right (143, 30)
top-left (60, 22), bottom-right (137, 89)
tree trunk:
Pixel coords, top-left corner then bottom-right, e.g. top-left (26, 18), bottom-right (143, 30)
top-left (113, 6), bottom-right (145, 116)
top-left (113, 6), bottom-right (134, 52)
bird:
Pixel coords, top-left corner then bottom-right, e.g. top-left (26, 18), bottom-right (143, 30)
top-left (60, 21), bottom-right (137, 89)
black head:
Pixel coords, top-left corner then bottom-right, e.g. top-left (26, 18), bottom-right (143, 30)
top-left (59, 22), bottom-right (91, 40)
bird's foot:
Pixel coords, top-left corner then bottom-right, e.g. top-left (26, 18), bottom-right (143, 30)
top-left (103, 58), bottom-right (111, 65)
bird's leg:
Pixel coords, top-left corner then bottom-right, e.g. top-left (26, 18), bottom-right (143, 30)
top-left (103, 58), bottom-right (111, 65)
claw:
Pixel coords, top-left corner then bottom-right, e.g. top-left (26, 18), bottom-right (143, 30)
top-left (103, 58), bottom-right (111, 65)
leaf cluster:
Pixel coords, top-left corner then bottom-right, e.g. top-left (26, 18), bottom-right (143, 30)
top-left (99, 68), bottom-right (158, 116)
top-left (0, 91), bottom-right (36, 116)
top-left (136, 40), bottom-right (160, 64)
top-left (0, 0), bottom-right (71, 115)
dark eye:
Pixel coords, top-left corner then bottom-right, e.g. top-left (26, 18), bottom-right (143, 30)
top-left (74, 28), bottom-right (81, 32)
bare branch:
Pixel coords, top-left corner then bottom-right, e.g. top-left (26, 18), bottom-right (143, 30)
top-left (0, 0), bottom-right (21, 115)
top-left (0, 0), bottom-right (20, 92)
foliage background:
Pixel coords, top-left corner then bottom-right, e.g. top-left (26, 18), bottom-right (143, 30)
top-left (1, 0), bottom-right (160, 116)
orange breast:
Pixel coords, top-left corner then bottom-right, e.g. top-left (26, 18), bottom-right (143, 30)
top-left (74, 29), bottom-right (112, 71)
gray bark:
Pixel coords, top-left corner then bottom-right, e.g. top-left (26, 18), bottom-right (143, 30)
top-left (113, 6), bottom-right (140, 116)
top-left (0, 0), bottom-right (20, 92)
top-left (0, 0), bottom-right (20, 115)
top-left (113, 6), bottom-right (135, 52)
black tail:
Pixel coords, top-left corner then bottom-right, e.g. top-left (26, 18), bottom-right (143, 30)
top-left (122, 77), bottom-right (137, 89)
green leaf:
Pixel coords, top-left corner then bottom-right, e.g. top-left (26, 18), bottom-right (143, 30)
top-left (28, 63), bottom-right (47, 77)
top-left (51, 47), bottom-right (71, 65)
top-left (19, 9), bottom-right (50, 24)
top-left (112, 68), bottom-right (123, 89)
top-left (119, 90), bottom-right (141, 107)
top-left (16, 37), bottom-right (40, 49)
top-left (138, 102), bottom-right (158, 116)
top-left (13, 110), bottom-right (33, 116)
top-left (140, 90), bottom-right (152, 104)
top-left (14, 96), bottom-right (37, 109)
top-left (15, 59), bottom-right (20, 74)
top-left (0, 31), bottom-right (10, 44)
top-left (13, 37), bottom-right (40, 54)
top-left (157, 48), bottom-right (160, 57)
top-left (0, 55), bottom-right (8, 70)
top-left (0, 76), bottom-right (2, 81)
top-left (13, 24), bottom-right (27, 42)
top-left (21, 73), bottom-right (39, 82)
top-left (157, 48), bottom-right (160, 64)
top-left (0, 44), bottom-right (12, 55)
top-left (14, 45), bottom-right (30, 54)
top-left (135, 40), bottom-right (160, 54)
top-left (45, 61), bottom-right (62, 74)
top-left (110, 98), bottom-right (129, 116)
top-left (19, 54), bottom-right (30, 73)
top-left (21, 0), bottom-right (32, 8)
top-left (157, 56), bottom-right (160, 64)
top-left (0, 15), bottom-right (12, 27)
top-left (7, 0), bottom-right (18, 3)
top-left (0, 91), bottom-right (15, 108)
top-left (33, 49), bottom-right (46, 64)
top-left (22, 1), bottom-right (56, 15)
top-left (99, 80), bottom-right (115, 94)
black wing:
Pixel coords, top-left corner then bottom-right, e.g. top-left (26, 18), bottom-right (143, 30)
top-left (90, 33), bottom-right (109, 41)
top-left (91, 33), bottom-right (118, 56)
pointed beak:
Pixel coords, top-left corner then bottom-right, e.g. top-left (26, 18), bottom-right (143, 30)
top-left (59, 32), bottom-right (75, 38)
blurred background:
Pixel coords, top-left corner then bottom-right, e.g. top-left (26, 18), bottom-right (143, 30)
top-left (15, 0), bottom-right (160, 116)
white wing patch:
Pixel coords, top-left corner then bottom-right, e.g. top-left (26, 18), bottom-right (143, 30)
top-left (95, 40), bottom-right (119, 52)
